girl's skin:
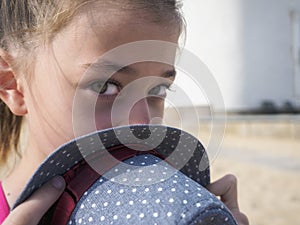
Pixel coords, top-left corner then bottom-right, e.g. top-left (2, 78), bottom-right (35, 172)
top-left (0, 4), bottom-right (249, 225)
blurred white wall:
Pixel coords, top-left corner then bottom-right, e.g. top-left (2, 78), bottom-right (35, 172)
top-left (177, 0), bottom-right (300, 111)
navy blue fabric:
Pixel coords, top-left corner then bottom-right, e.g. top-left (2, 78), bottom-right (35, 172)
top-left (12, 125), bottom-right (237, 224)
top-left (14, 125), bottom-right (210, 208)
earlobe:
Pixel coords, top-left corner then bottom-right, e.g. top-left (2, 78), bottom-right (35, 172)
top-left (0, 49), bottom-right (27, 116)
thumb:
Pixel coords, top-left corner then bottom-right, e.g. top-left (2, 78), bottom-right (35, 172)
top-left (3, 176), bottom-right (65, 225)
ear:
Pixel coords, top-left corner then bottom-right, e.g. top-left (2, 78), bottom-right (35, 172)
top-left (0, 49), bottom-right (27, 116)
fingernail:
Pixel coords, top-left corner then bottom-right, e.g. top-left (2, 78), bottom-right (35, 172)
top-left (51, 176), bottom-right (65, 189)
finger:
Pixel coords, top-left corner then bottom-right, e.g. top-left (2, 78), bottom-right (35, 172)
top-left (3, 176), bottom-right (65, 225)
top-left (232, 210), bottom-right (249, 225)
top-left (206, 174), bottom-right (239, 211)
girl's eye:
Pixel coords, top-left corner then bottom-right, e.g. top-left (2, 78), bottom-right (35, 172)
top-left (148, 84), bottom-right (170, 97)
top-left (89, 81), bottom-right (120, 95)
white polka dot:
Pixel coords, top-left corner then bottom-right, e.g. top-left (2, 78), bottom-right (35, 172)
top-left (95, 190), bottom-right (99, 194)
top-left (184, 190), bottom-right (189, 194)
top-left (142, 200), bottom-right (147, 204)
top-left (80, 204), bottom-right (85, 209)
top-left (167, 212), bottom-right (172, 217)
top-left (113, 215), bottom-right (118, 220)
top-left (147, 178), bottom-right (152, 182)
top-left (119, 189), bottom-right (124, 194)
top-left (103, 202), bottom-right (108, 207)
top-left (155, 199), bottom-right (160, 204)
top-left (181, 213), bottom-right (186, 218)
top-left (225, 217), bottom-right (229, 221)
top-left (78, 218), bottom-right (82, 224)
top-left (196, 203), bottom-right (201, 207)
top-left (126, 214), bottom-right (131, 219)
top-left (88, 217), bottom-right (93, 222)
top-left (129, 200), bottom-right (134, 205)
top-left (169, 198), bottom-right (174, 203)
top-left (153, 212), bottom-right (158, 218)
top-left (171, 188), bottom-right (176, 192)
top-left (107, 190), bottom-right (112, 194)
top-left (144, 188), bottom-right (149, 192)
top-left (92, 203), bottom-right (96, 208)
top-left (139, 213), bottom-right (145, 218)
top-left (100, 216), bottom-right (105, 221)
top-left (158, 187), bottom-right (163, 192)
top-left (116, 201), bottom-right (121, 206)
top-left (132, 188), bottom-right (137, 193)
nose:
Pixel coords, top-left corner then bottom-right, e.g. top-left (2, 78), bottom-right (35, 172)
top-left (111, 97), bottom-right (163, 127)
top-left (128, 98), bottom-right (151, 125)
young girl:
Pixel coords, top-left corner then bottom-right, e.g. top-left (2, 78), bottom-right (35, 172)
top-left (0, 0), bottom-right (248, 224)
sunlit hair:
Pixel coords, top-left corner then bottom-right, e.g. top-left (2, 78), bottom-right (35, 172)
top-left (0, 0), bottom-right (185, 170)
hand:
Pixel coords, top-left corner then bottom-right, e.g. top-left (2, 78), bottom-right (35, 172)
top-left (3, 176), bottom-right (65, 225)
top-left (207, 174), bottom-right (249, 225)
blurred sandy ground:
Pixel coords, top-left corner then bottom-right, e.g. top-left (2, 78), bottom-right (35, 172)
top-left (211, 134), bottom-right (300, 225)
top-left (166, 112), bottom-right (300, 225)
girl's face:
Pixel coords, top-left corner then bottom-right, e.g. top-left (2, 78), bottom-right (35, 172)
top-left (22, 8), bottom-right (180, 155)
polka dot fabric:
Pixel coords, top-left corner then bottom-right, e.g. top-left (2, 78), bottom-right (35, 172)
top-left (69, 154), bottom-right (237, 225)
top-left (12, 125), bottom-right (237, 224)
top-left (13, 125), bottom-right (209, 208)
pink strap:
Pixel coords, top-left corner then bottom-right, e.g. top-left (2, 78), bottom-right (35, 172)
top-left (0, 182), bottom-right (10, 224)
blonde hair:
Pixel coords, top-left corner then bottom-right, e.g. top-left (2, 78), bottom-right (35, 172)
top-left (0, 0), bottom-right (184, 168)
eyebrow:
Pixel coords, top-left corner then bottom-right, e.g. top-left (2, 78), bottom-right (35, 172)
top-left (82, 61), bottom-right (177, 78)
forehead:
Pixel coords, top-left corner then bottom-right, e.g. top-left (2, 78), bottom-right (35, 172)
top-left (74, 6), bottom-right (180, 46)
top-left (43, 7), bottom-right (180, 85)
top-left (51, 7), bottom-right (179, 66)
